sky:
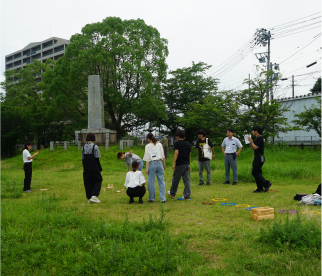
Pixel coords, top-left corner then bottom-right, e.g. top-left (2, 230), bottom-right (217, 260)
top-left (1, 0), bottom-right (321, 98)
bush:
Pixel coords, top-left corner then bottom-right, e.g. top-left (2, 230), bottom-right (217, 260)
top-left (258, 213), bottom-right (321, 251)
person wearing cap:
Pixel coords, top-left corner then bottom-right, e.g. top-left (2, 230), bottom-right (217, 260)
top-left (247, 125), bottom-right (272, 193)
top-left (81, 133), bottom-right (103, 203)
top-left (221, 128), bottom-right (243, 185)
top-left (195, 130), bottom-right (215, 186)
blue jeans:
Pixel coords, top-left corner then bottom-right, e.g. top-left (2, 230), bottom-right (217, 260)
top-left (224, 154), bottom-right (238, 182)
top-left (138, 160), bottom-right (144, 171)
top-left (147, 160), bottom-right (166, 202)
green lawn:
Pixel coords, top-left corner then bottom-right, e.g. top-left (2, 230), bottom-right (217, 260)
top-left (1, 144), bottom-right (321, 275)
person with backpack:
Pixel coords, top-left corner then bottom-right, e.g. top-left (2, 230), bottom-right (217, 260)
top-left (247, 125), bottom-right (272, 193)
top-left (81, 133), bottom-right (103, 203)
top-left (195, 130), bottom-right (215, 186)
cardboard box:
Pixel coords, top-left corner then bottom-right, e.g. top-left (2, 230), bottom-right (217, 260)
top-left (251, 207), bottom-right (274, 220)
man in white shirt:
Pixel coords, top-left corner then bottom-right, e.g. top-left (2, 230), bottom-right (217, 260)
top-left (221, 128), bottom-right (243, 185)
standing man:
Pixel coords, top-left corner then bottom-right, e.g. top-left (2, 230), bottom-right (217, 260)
top-left (195, 130), bottom-right (215, 186)
top-left (168, 130), bottom-right (191, 200)
top-left (221, 128), bottom-right (243, 185)
top-left (247, 125), bottom-right (272, 193)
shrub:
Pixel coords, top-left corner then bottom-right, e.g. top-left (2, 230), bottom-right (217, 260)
top-left (258, 213), bottom-right (321, 251)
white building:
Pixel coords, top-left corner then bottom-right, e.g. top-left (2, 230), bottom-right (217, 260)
top-left (276, 92), bottom-right (321, 144)
top-left (5, 37), bottom-right (69, 72)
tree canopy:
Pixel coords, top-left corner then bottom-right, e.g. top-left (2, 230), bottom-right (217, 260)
top-left (47, 17), bottom-right (169, 138)
top-left (310, 78), bottom-right (321, 93)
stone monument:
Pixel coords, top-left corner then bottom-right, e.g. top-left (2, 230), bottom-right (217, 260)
top-left (75, 75), bottom-right (117, 147)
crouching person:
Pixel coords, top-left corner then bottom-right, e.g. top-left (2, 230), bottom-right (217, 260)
top-left (81, 133), bottom-right (103, 203)
top-left (124, 161), bottom-right (146, 204)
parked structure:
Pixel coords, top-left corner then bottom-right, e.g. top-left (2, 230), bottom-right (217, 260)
top-left (5, 37), bottom-right (69, 72)
top-left (276, 92), bottom-right (321, 144)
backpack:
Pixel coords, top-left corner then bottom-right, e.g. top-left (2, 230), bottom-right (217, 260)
top-left (294, 193), bottom-right (307, 201)
top-left (299, 193), bottom-right (322, 205)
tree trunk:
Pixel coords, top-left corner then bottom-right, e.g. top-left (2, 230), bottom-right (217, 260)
top-left (7, 141), bottom-right (12, 158)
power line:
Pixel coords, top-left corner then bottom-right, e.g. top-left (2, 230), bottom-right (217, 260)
top-left (280, 33), bottom-right (321, 64)
top-left (272, 21), bottom-right (321, 36)
top-left (268, 12), bottom-right (321, 29)
top-left (272, 25), bottom-right (321, 39)
top-left (270, 16), bottom-right (321, 31)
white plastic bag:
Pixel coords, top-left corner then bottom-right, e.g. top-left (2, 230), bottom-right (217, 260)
top-left (299, 193), bottom-right (321, 205)
top-left (203, 138), bottom-right (212, 160)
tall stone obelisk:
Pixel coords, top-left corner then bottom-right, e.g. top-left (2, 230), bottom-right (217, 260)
top-left (88, 75), bottom-right (105, 129)
top-left (75, 75), bottom-right (117, 147)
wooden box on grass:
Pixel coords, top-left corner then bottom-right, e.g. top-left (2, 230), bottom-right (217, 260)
top-left (251, 207), bottom-right (274, 220)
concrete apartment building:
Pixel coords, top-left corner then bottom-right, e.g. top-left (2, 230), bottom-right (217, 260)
top-left (5, 37), bottom-right (70, 72)
top-left (276, 91), bottom-right (321, 144)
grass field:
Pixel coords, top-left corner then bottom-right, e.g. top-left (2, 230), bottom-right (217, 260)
top-left (1, 144), bottom-right (321, 275)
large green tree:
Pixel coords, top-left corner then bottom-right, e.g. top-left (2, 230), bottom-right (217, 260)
top-left (161, 62), bottom-right (218, 142)
top-left (0, 101), bottom-right (30, 158)
top-left (1, 59), bottom-right (70, 150)
top-left (47, 17), bottom-right (168, 138)
top-left (310, 78), bottom-right (321, 93)
top-left (182, 66), bottom-right (292, 142)
top-left (292, 97), bottom-right (321, 137)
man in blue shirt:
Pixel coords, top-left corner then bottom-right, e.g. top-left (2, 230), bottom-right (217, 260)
top-left (221, 128), bottom-right (243, 185)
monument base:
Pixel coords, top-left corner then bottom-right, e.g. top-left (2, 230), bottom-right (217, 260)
top-left (75, 128), bottom-right (117, 146)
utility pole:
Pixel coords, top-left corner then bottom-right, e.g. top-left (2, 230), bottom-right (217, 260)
top-left (292, 75), bottom-right (294, 98)
top-left (266, 31), bottom-right (271, 102)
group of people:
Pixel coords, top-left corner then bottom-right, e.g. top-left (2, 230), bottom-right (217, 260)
top-left (22, 125), bottom-right (272, 204)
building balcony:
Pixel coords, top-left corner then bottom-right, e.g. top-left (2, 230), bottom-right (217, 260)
top-left (54, 48), bottom-right (64, 53)
top-left (42, 44), bottom-right (53, 49)
top-left (6, 58), bottom-right (13, 62)
top-left (42, 52), bottom-right (53, 57)
top-left (24, 52), bottom-right (31, 57)
top-left (13, 56), bottom-right (22, 60)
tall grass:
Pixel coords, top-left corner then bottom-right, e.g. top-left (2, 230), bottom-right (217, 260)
top-left (2, 195), bottom-right (203, 275)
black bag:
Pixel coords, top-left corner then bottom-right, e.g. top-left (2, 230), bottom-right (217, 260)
top-left (315, 183), bottom-right (322, 196)
top-left (294, 193), bottom-right (307, 201)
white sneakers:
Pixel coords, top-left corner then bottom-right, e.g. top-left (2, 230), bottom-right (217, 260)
top-left (89, 196), bottom-right (101, 203)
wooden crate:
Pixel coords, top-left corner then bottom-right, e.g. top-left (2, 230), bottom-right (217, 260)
top-left (251, 207), bottom-right (274, 220)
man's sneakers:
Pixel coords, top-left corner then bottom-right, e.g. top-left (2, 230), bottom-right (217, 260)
top-left (167, 191), bottom-right (175, 198)
top-left (223, 181), bottom-right (230, 184)
top-left (232, 182), bottom-right (237, 185)
top-left (264, 182), bottom-right (272, 192)
top-left (89, 196), bottom-right (101, 203)
top-left (253, 189), bottom-right (264, 193)
top-left (24, 190), bottom-right (32, 193)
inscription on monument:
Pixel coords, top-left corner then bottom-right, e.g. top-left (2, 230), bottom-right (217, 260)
top-left (88, 75), bottom-right (105, 129)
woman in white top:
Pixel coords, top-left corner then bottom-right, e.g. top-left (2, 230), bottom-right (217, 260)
top-left (124, 161), bottom-right (146, 204)
top-left (143, 133), bottom-right (166, 203)
top-left (22, 142), bottom-right (38, 192)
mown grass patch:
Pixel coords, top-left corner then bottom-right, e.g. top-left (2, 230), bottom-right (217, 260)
top-left (1, 144), bottom-right (321, 275)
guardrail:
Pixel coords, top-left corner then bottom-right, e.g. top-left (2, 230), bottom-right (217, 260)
top-left (42, 44), bottom-right (53, 49)
top-left (42, 52), bottom-right (53, 57)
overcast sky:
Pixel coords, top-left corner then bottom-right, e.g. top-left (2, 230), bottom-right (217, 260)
top-left (1, 0), bottom-right (321, 98)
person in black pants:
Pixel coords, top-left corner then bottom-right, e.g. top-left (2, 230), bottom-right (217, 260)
top-left (124, 161), bottom-right (146, 204)
top-left (22, 142), bottom-right (38, 192)
top-left (168, 130), bottom-right (191, 200)
top-left (81, 133), bottom-right (103, 203)
top-left (247, 125), bottom-right (272, 193)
